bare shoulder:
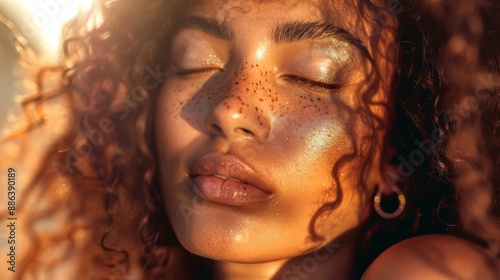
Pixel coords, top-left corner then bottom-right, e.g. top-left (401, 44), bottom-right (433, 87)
top-left (361, 234), bottom-right (500, 280)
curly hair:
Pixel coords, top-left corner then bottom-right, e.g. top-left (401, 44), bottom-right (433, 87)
top-left (1, 0), bottom-right (498, 279)
top-left (2, 1), bottom-right (183, 278)
top-left (418, 0), bottom-right (500, 256)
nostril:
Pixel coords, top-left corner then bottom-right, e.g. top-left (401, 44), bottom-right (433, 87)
top-left (238, 127), bottom-right (254, 136)
top-left (208, 124), bottom-right (255, 137)
top-left (208, 124), bottom-right (224, 136)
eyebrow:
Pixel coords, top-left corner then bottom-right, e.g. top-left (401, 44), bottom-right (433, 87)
top-left (181, 16), bottom-right (234, 40)
top-left (179, 17), bottom-right (370, 59)
top-left (272, 21), bottom-right (370, 58)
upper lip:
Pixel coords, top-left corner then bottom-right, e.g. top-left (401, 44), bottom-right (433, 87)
top-left (189, 153), bottom-right (273, 194)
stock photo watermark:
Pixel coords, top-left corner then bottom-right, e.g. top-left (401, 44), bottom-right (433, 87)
top-left (384, 73), bottom-right (500, 187)
top-left (281, 242), bottom-right (342, 280)
top-left (4, 167), bottom-right (17, 273)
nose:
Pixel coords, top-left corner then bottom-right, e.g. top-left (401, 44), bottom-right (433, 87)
top-left (204, 80), bottom-right (271, 141)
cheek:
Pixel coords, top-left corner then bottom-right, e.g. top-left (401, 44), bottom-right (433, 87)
top-left (273, 92), bottom-right (368, 215)
top-left (155, 80), bottom-right (206, 154)
top-left (260, 97), bottom-right (362, 209)
top-left (265, 89), bottom-right (357, 171)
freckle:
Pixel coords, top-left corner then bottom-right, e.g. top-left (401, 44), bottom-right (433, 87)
top-left (246, 88), bottom-right (249, 91)
top-left (317, 97), bottom-right (321, 101)
top-left (303, 106), bottom-right (306, 108)
top-left (310, 98), bottom-right (314, 102)
top-left (256, 64), bottom-right (258, 67)
top-left (268, 89), bottom-right (271, 92)
top-left (255, 106), bottom-right (258, 111)
top-left (226, 105), bottom-right (231, 109)
top-left (235, 82), bottom-right (239, 85)
top-left (239, 108), bottom-right (243, 113)
top-left (207, 97), bottom-right (211, 100)
top-left (254, 90), bottom-right (256, 93)
top-left (259, 98), bottom-right (264, 101)
top-left (260, 122), bottom-right (263, 126)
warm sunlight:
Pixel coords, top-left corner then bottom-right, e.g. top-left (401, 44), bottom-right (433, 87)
top-left (15, 0), bottom-right (94, 57)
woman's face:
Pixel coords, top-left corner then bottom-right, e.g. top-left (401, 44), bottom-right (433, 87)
top-left (155, 0), bottom-right (393, 262)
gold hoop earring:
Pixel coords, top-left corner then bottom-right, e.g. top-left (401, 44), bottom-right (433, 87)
top-left (373, 186), bottom-right (406, 219)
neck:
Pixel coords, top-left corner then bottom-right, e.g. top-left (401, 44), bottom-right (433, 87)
top-left (214, 238), bottom-right (357, 280)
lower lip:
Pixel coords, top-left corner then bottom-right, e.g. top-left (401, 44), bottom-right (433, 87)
top-left (189, 175), bottom-right (272, 206)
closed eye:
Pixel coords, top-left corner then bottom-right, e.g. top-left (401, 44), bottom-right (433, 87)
top-left (285, 75), bottom-right (342, 90)
top-left (171, 65), bottom-right (223, 76)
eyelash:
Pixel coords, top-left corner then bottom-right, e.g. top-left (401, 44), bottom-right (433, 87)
top-left (284, 75), bottom-right (342, 90)
top-left (171, 65), bottom-right (223, 75)
top-left (171, 66), bottom-right (341, 91)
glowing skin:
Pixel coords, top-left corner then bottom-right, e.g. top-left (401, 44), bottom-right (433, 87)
top-left (155, 0), bottom-right (394, 279)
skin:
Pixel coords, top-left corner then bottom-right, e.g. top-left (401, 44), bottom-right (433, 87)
top-left (155, 0), bottom-right (396, 278)
top-left (362, 234), bottom-right (499, 280)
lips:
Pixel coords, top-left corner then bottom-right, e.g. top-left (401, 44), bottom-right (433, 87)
top-left (188, 153), bottom-right (273, 206)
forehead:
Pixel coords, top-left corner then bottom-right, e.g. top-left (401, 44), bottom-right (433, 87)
top-left (192, 0), bottom-right (335, 16)
top-left (187, 0), bottom-right (375, 43)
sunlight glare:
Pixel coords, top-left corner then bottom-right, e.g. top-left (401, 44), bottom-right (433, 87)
top-left (19, 0), bottom-right (94, 57)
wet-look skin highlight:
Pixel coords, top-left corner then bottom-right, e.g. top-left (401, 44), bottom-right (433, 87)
top-left (155, 0), bottom-right (396, 279)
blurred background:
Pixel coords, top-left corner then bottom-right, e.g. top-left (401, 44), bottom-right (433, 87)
top-left (0, 0), bottom-right (93, 130)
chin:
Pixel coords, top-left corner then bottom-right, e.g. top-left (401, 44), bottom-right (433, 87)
top-left (170, 214), bottom-right (302, 263)
top-left (176, 232), bottom-right (271, 263)
top-left (175, 224), bottom-right (253, 261)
